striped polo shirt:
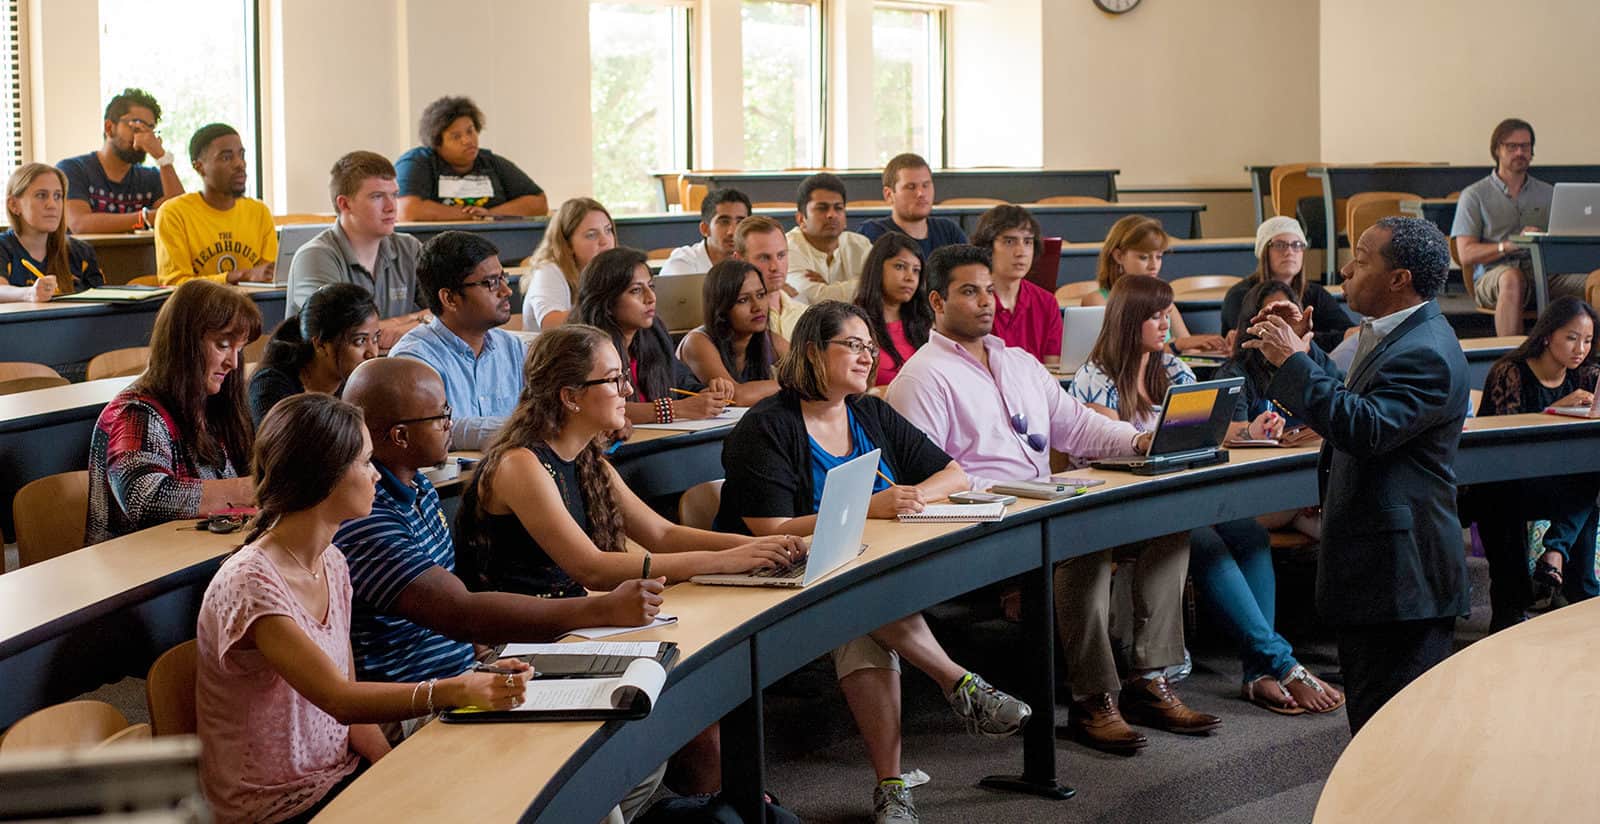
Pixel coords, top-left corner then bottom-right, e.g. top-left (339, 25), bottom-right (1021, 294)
top-left (335, 463), bottom-right (476, 683)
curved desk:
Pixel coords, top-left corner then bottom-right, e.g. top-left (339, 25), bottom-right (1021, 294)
top-left (1314, 596), bottom-right (1600, 823)
top-left (314, 414), bottom-right (1600, 823)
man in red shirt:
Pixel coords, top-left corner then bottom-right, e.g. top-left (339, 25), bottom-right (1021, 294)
top-left (971, 205), bottom-right (1061, 365)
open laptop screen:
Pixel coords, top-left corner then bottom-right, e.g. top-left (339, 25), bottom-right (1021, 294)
top-left (1147, 378), bottom-right (1244, 455)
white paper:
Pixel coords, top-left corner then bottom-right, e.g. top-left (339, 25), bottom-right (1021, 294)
top-left (633, 406), bottom-right (748, 431)
top-left (565, 613), bottom-right (678, 639)
top-left (500, 640), bottom-right (664, 658)
top-left (1547, 405), bottom-right (1599, 419)
top-left (897, 503), bottom-right (1005, 522)
top-left (513, 658), bottom-right (666, 712)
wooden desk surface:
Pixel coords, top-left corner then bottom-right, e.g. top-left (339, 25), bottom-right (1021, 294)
top-left (1314, 596), bottom-right (1600, 823)
top-left (1460, 335), bottom-right (1522, 353)
top-left (0, 377), bottom-right (132, 425)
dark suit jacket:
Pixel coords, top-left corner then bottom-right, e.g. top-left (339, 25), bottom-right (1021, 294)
top-left (1267, 300), bottom-right (1471, 626)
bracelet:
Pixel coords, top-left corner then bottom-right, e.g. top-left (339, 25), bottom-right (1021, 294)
top-left (654, 398), bottom-right (674, 424)
top-left (410, 680), bottom-right (425, 713)
top-left (425, 678), bottom-right (437, 715)
top-left (1498, 241), bottom-right (1505, 255)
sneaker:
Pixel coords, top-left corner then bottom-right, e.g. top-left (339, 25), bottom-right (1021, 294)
top-left (873, 779), bottom-right (919, 824)
top-left (946, 671), bottom-right (1032, 738)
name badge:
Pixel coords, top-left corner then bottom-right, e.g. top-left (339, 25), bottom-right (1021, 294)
top-left (438, 174), bottom-right (495, 207)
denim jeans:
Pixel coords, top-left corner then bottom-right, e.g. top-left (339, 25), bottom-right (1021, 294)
top-left (1188, 518), bottom-right (1297, 683)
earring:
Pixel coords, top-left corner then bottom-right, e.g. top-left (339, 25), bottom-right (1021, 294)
top-left (566, 402), bottom-right (579, 412)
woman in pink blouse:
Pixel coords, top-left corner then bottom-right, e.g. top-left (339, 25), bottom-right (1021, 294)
top-left (853, 232), bottom-right (932, 386)
top-left (195, 393), bottom-right (527, 824)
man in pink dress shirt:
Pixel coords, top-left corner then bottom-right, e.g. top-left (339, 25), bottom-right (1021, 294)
top-left (886, 244), bottom-right (1221, 754)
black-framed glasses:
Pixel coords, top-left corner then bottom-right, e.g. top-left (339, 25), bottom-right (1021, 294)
top-left (458, 275), bottom-right (508, 293)
top-left (1010, 413), bottom-right (1047, 453)
top-left (826, 337), bottom-right (880, 357)
top-left (390, 404), bottom-right (452, 428)
top-left (575, 374), bottom-right (633, 394)
top-left (1267, 240), bottom-right (1307, 253)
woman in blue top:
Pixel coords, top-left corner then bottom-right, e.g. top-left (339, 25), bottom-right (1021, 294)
top-left (718, 300), bottom-right (1031, 823)
top-left (0, 163), bottom-right (104, 302)
top-left (1074, 276), bottom-right (1343, 716)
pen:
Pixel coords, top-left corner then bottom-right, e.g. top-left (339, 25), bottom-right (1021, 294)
top-left (472, 664), bottom-right (523, 676)
top-left (641, 553), bottom-right (652, 580)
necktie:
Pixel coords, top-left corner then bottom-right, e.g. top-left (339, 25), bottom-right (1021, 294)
top-left (1348, 320), bottom-right (1378, 382)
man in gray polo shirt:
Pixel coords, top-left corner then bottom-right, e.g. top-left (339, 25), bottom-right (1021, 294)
top-left (288, 151), bottom-right (430, 349)
top-left (1451, 117), bottom-right (1587, 336)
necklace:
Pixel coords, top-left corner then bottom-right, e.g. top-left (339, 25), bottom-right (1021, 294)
top-left (270, 538), bottom-right (322, 581)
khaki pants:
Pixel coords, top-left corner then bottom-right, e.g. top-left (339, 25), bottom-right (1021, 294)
top-left (1474, 261), bottom-right (1589, 309)
top-left (1054, 532), bottom-right (1189, 697)
top-left (831, 634), bottom-right (901, 679)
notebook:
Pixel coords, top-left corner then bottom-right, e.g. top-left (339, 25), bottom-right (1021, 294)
top-left (897, 502), bottom-right (1005, 523)
top-left (1091, 377), bottom-right (1244, 475)
top-left (691, 449), bottom-right (876, 588)
top-left (440, 658), bottom-right (667, 723)
top-left (1546, 404), bottom-right (1600, 419)
top-left (496, 640), bottom-right (678, 679)
top-left (53, 285), bottom-right (172, 302)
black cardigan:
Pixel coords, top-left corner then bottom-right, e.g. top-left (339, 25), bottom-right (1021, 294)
top-left (713, 389), bottom-right (954, 534)
top-left (1221, 278), bottom-right (1355, 353)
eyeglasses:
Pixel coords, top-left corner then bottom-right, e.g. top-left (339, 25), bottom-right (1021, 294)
top-left (458, 275), bottom-right (508, 293)
top-left (575, 374), bottom-right (633, 394)
top-left (1009, 413), bottom-right (1047, 453)
top-left (826, 337), bottom-right (880, 357)
top-left (118, 117), bottom-right (154, 129)
top-left (1267, 241), bottom-right (1307, 253)
top-left (1500, 141), bottom-right (1534, 153)
top-left (390, 404), bottom-right (452, 428)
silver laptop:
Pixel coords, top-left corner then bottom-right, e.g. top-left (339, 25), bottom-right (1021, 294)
top-left (654, 272), bottom-right (707, 333)
top-left (692, 448), bottom-right (877, 588)
top-left (1090, 377), bottom-right (1244, 475)
top-left (1059, 306), bottom-right (1106, 373)
top-left (1548, 183), bottom-right (1600, 235)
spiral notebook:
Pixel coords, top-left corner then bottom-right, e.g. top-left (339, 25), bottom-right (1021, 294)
top-left (897, 503), bottom-right (1006, 523)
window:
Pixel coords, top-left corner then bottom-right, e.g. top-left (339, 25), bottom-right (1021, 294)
top-left (98, 0), bottom-right (260, 196)
top-left (742, 0), bottom-right (823, 171)
top-left (0, 0), bottom-right (23, 180)
top-left (590, 1), bottom-right (693, 214)
top-left (873, 4), bottom-right (945, 166)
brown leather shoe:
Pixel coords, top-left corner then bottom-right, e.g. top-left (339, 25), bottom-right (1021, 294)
top-left (1119, 675), bottom-right (1222, 735)
top-left (1061, 693), bottom-right (1149, 754)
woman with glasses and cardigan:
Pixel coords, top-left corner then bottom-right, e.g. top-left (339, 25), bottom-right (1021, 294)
top-left (1073, 275), bottom-right (1344, 717)
top-left (1221, 217), bottom-right (1356, 351)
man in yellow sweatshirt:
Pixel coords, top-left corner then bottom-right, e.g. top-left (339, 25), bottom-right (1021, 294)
top-left (154, 123), bottom-right (276, 285)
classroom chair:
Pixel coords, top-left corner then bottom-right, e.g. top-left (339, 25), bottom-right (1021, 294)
top-left (1055, 280), bottom-right (1100, 308)
top-left (1587, 269), bottom-right (1600, 309)
top-left (0, 375), bottom-right (68, 395)
top-left (1035, 195), bottom-right (1108, 205)
top-left (86, 347), bottom-right (150, 381)
top-left (658, 173), bottom-right (682, 208)
top-left (127, 275), bottom-right (162, 286)
top-left (752, 201), bottom-right (790, 210)
top-left (846, 200), bottom-right (883, 209)
top-left (146, 640), bottom-right (198, 737)
top-left (273, 213), bottom-right (335, 226)
top-left (677, 480), bottom-right (724, 531)
top-left (94, 723), bottom-right (153, 749)
top-left (12, 470), bottom-right (89, 567)
top-left (939, 197), bottom-right (1007, 206)
top-left (1268, 163), bottom-right (1323, 220)
top-left (1168, 275), bottom-right (1242, 295)
top-left (648, 247), bottom-right (676, 261)
top-left (1344, 191), bottom-right (1419, 249)
top-left (0, 700), bottom-right (131, 754)
top-left (0, 361), bottom-right (61, 382)
top-left (682, 183), bottom-right (709, 213)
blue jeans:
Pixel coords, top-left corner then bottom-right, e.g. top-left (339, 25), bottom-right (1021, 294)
top-left (1189, 519), bottom-right (1297, 683)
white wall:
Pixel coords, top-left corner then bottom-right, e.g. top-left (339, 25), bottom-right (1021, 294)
top-left (1041, 0), bottom-right (1321, 186)
top-left (1318, 0), bottom-right (1600, 166)
top-left (26, 0), bottom-right (100, 169)
top-left (948, 0), bottom-right (1042, 168)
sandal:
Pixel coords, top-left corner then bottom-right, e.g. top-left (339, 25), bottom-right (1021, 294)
top-left (1243, 675), bottom-right (1305, 715)
top-left (1279, 665), bottom-right (1346, 714)
top-left (1533, 555), bottom-right (1565, 591)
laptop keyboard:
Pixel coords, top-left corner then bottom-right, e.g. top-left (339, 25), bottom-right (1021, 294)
top-left (749, 561), bottom-right (807, 580)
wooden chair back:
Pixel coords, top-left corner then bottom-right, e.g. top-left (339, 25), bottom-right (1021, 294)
top-left (683, 183), bottom-right (709, 213)
top-left (677, 480), bottom-right (724, 531)
top-left (0, 701), bottom-right (129, 753)
top-left (0, 362), bottom-right (60, 382)
top-left (242, 334), bottom-right (269, 364)
top-left (128, 275), bottom-right (163, 286)
top-left (847, 200), bottom-right (884, 209)
top-left (1169, 275), bottom-right (1242, 294)
top-left (1055, 280), bottom-right (1100, 308)
top-left (751, 201), bottom-right (791, 210)
top-left (939, 197), bottom-right (1006, 206)
top-left (147, 639), bottom-right (199, 737)
top-left (0, 375), bottom-right (69, 395)
top-left (86, 347), bottom-right (150, 381)
top-left (1270, 163), bottom-right (1342, 230)
top-left (13, 470), bottom-right (89, 566)
top-left (273, 213), bottom-right (335, 226)
top-left (1344, 191), bottom-right (1419, 248)
top-left (648, 247), bottom-right (677, 260)
top-left (658, 173), bottom-right (682, 208)
top-left (1035, 195), bottom-right (1108, 205)
top-left (94, 723), bottom-right (153, 749)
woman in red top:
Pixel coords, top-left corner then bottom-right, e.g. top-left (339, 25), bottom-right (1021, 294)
top-left (853, 232), bottom-right (932, 386)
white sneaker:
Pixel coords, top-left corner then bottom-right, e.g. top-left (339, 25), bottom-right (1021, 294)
top-left (873, 779), bottom-right (919, 824)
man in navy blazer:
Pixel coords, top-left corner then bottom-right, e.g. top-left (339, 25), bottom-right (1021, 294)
top-left (1244, 216), bottom-right (1470, 734)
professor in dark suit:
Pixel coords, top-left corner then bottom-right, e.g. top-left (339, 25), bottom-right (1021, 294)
top-left (1244, 216), bottom-right (1470, 734)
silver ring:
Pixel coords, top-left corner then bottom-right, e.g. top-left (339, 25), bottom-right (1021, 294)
top-left (504, 674), bottom-right (514, 687)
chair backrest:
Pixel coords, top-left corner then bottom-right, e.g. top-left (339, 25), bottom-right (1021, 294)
top-left (127, 275), bottom-right (162, 286)
top-left (1168, 275), bottom-right (1242, 294)
top-left (1055, 280), bottom-right (1100, 308)
top-left (682, 183), bottom-right (709, 213)
top-left (1344, 191), bottom-right (1420, 248)
top-left (647, 246), bottom-right (677, 260)
top-left (94, 723), bottom-right (152, 749)
top-left (242, 334), bottom-right (269, 364)
top-left (751, 201), bottom-right (791, 210)
top-left (658, 172), bottom-right (682, 208)
top-left (13, 470), bottom-right (89, 566)
top-left (0, 362), bottom-right (60, 382)
top-left (0, 700), bottom-right (129, 753)
top-left (1269, 163), bottom-right (1322, 220)
top-left (1035, 195), bottom-right (1108, 205)
top-left (846, 199), bottom-right (884, 208)
top-left (147, 639), bottom-right (199, 737)
top-left (86, 346), bottom-right (150, 381)
top-left (939, 197), bottom-right (1006, 205)
top-left (273, 213), bottom-right (335, 226)
top-left (677, 480), bottom-right (724, 531)
top-left (0, 375), bottom-right (69, 395)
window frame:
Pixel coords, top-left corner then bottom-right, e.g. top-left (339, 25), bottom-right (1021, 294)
top-left (740, 0), bottom-right (827, 171)
top-left (870, 0), bottom-right (949, 167)
top-left (587, 0), bottom-right (696, 212)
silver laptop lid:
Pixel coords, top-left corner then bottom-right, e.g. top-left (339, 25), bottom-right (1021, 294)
top-left (654, 272), bottom-right (707, 333)
top-left (1059, 305), bottom-right (1105, 374)
top-left (803, 448), bottom-right (880, 585)
top-left (1548, 183), bottom-right (1600, 236)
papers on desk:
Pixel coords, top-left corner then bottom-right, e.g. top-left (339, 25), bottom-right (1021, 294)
top-left (441, 658), bottom-right (666, 722)
top-left (897, 503), bottom-right (1005, 523)
top-left (53, 286), bottom-right (172, 302)
top-left (501, 640), bottom-right (667, 658)
top-left (1546, 404), bottom-right (1600, 419)
top-left (234, 280), bottom-right (280, 289)
top-left (634, 406), bottom-right (748, 432)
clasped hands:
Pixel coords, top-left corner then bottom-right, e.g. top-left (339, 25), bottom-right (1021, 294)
top-left (1240, 301), bottom-right (1315, 367)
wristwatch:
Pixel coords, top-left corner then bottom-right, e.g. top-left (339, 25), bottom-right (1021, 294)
top-left (154, 151), bottom-right (175, 168)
